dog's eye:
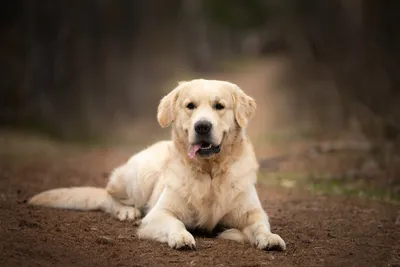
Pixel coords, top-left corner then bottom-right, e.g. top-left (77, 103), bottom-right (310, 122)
top-left (186, 102), bottom-right (196, 110)
top-left (215, 103), bottom-right (225, 110)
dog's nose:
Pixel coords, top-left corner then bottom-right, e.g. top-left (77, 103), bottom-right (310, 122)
top-left (194, 120), bottom-right (212, 135)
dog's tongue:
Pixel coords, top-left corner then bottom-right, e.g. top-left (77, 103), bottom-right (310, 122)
top-left (188, 144), bottom-right (201, 159)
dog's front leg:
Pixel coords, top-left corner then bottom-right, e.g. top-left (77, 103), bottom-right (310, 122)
top-left (136, 189), bottom-right (196, 250)
top-left (240, 208), bottom-right (286, 251)
top-left (221, 186), bottom-right (286, 251)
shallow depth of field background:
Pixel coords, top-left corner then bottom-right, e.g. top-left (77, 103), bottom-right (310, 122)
top-left (1, 0), bottom-right (398, 141)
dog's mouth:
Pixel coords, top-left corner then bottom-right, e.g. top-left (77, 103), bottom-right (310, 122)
top-left (188, 141), bottom-right (221, 159)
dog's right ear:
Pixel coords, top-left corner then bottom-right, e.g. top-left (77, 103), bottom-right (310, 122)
top-left (157, 83), bottom-right (184, 128)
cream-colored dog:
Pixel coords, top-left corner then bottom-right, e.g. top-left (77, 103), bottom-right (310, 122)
top-left (29, 79), bottom-right (286, 251)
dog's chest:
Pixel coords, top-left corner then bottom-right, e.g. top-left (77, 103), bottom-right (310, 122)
top-left (186, 174), bottom-right (240, 231)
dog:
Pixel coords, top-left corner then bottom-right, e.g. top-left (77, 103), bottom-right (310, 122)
top-left (29, 79), bottom-right (286, 251)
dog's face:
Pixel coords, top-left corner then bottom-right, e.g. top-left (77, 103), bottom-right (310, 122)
top-left (157, 79), bottom-right (256, 159)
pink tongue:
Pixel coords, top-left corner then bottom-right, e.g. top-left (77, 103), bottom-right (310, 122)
top-left (188, 144), bottom-right (201, 159)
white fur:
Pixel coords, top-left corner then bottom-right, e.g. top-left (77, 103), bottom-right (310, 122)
top-left (29, 79), bottom-right (286, 251)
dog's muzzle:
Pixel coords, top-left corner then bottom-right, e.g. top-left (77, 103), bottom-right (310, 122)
top-left (188, 120), bottom-right (221, 159)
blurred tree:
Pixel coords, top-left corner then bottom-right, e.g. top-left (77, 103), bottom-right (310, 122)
top-left (203, 0), bottom-right (270, 29)
top-left (0, 0), bottom-right (272, 139)
top-left (272, 0), bottom-right (400, 153)
top-left (2, 0), bottom-right (399, 150)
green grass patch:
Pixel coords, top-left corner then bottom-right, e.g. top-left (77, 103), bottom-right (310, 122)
top-left (259, 171), bottom-right (400, 204)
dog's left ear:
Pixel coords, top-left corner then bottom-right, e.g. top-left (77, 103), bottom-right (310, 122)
top-left (157, 83), bottom-right (183, 128)
top-left (232, 85), bottom-right (257, 128)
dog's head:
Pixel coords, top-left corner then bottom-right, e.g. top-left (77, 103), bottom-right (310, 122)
top-left (157, 79), bottom-right (256, 159)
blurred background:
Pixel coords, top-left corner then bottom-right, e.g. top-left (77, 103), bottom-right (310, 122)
top-left (1, 0), bottom-right (400, 199)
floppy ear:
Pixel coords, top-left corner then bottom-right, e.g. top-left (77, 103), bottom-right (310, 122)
top-left (232, 86), bottom-right (257, 128)
top-left (157, 83), bottom-right (182, 128)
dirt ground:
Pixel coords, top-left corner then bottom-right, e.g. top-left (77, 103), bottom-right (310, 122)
top-left (0, 133), bottom-right (399, 267)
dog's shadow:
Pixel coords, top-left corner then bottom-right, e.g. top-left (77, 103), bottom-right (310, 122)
top-left (189, 225), bottom-right (226, 239)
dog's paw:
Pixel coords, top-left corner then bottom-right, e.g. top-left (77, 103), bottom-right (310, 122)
top-left (168, 230), bottom-right (196, 250)
top-left (114, 206), bottom-right (141, 221)
top-left (254, 232), bottom-right (286, 251)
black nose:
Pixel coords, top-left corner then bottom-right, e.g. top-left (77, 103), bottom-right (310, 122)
top-left (194, 120), bottom-right (212, 135)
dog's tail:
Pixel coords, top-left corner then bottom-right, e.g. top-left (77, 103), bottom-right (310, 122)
top-left (28, 187), bottom-right (113, 212)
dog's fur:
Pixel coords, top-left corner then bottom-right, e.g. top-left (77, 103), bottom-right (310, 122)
top-left (29, 79), bottom-right (286, 251)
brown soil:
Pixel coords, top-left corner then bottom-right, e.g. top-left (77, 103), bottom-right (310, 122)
top-left (0, 136), bottom-right (399, 267)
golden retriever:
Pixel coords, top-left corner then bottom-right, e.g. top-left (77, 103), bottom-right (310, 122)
top-left (29, 79), bottom-right (286, 251)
